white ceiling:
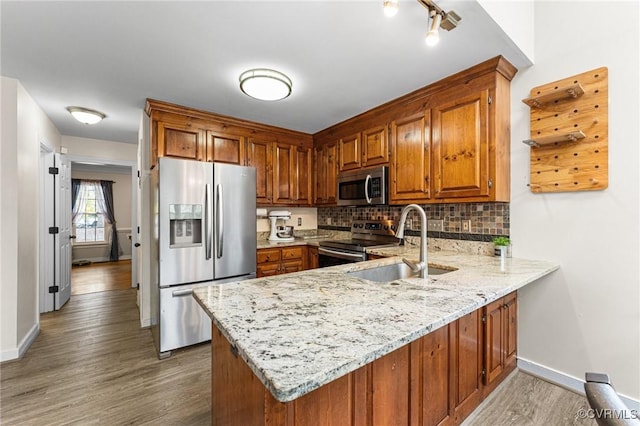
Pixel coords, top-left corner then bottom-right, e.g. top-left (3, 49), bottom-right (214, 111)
top-left (1, 1), bottom-right (531, 145)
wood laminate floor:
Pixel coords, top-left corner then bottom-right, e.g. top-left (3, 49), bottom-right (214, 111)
top-left (71, 259), bottom-right (132, 295)
top-left (463, 369), bottom-right (595, 426)
top-left (0, 289), bottom-right (211, 425)
top-left (1, 288), bottom-right (596, 425)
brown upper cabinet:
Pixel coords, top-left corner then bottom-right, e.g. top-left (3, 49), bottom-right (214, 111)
top-left (205, 131), bottom-right (244, 164)
top-left (314, 56), bottom-right (516, 205)
top-left (313, 140), bottom-right (338, 205)
top-left (146, 99), bottom-right (313, 206)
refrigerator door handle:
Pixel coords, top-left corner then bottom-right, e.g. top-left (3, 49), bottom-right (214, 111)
top-left (216, 183), bottom-right (224, 258)
top-left (205, 184), bottom-right (212, 260)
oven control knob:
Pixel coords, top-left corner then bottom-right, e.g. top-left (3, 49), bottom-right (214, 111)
top-left (383, 225), bottom-right (389, 230)
top-left (391, 225), bottom-right (397, 231)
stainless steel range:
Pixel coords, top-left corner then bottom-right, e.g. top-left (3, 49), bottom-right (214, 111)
top-left (318, 219), bottom-right (400, 267)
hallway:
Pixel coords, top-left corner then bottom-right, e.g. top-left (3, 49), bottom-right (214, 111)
top-left (71, 259), bottom-right (132, 295)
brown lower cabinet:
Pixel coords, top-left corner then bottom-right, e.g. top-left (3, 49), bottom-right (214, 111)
top-left (256, 247), bottom-right (307, 277)
top-left (211, 292), bottom-right (517, 426)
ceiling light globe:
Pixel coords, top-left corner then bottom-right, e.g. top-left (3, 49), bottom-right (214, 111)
top-left (66, 106), bottom-right (106, 125)
top-left (239, 69), bottom-right (292, 101)
top-left (383, 0), bottom-right (399, 17)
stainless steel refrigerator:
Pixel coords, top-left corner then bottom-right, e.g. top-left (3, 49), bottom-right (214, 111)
top-left (151, 157), bottom-right (256, 358)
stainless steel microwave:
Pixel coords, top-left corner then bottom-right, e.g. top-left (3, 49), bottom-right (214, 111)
top-left (337, 166), bottom-right (388, 206)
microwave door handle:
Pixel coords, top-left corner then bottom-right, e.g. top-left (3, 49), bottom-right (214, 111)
top-left (216, 183), bottom-right (224, 259)
top-left (205, 184), bottom-right (212, 260)
top-left (364, 174), bottom-right (372, 204)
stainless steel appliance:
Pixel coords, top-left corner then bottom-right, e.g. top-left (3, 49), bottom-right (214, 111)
top-left (337, 166), bottom-right (388, 206)
top-left (318, 219), bottom-right (399, 267)
top-left (151, 157), bottom-right (256, 357)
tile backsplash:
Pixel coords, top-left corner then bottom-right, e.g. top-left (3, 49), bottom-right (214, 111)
top-left (318, 203), bottom-right (509, 242)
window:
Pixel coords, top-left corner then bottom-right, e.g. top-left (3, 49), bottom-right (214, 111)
top-left (73, 183), bottom-right (106, 243)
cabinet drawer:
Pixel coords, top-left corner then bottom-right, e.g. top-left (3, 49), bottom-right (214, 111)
top-left (257, 249), bottom-right (281, 264)
top-left (281, 259), bottom-right (304, 274)
top-left (281, 247), bottom-right (303, 260)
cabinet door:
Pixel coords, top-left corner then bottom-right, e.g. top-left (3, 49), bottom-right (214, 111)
top-left (307, 247), bottom-right (319, 270)
top-left (432, 90), bottom-right (489, 199)
top-left (450, 310), bottom-right (483, 423)
top-left (390, 112), bottom-right (431, 202)
top-left (483, 299), bottom-right (504, 385)
top-left (280, 259), bottom-right (304, 275)
top-left (205, 131), bottom-right (244, 164)
top-left (362, 125), bottom-right (389, 167)
top-left (339, 133), bottom-right (361, 171)
top-left (295, 146), bottom-right (313, 206)
top-left (257, 262), bottom-right (280, 278)
top-left (420, 325), bottom-right (452, 426)
top-left (157, 121), bottom-right (203, 161)
top-left (314, 145), bottom-right (327, 204)
top-left (273, 143), bottom-right (296, 204)
top-left (257, 248), bottom-right (281, 264)
top-left (325, 142), bottom-right (338, 204)
top-left (503, 293), bottom-right (517, 368)
top-left (247, 139), bottom-right (273, 205)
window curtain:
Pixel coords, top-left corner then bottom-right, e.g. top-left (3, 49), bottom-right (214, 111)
top-left (71, 179), bottom-right (82, 217)
top-left (99, 180), bottom-right (119, 262)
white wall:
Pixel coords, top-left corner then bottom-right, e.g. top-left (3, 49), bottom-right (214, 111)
top-left (478, 0), bottom-right (535, 64)
top-left (511, 1), bottom-right (639, 402)
top-left (62, 135), bottom-right (137, 161)
top-left (1, 77), bottom-right (61, 361)
top-left (256, 207), bottom-right (318, 233)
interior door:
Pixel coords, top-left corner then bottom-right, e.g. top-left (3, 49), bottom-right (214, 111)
top-left (55, 153), bottom-right (72, 309)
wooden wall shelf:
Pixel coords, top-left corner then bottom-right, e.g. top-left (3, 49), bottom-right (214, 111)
top-left (522, 83), bottom-right (585, 108)
top-left (523, 131), bottom-right (585, 148)
top-left (522, 68), bottom-right (608, 193)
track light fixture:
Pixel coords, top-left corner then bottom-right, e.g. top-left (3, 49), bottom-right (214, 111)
top-left (383, 0), bottom-right (461, 47)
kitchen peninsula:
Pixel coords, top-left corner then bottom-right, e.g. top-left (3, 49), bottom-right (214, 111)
top-left (193, 249), bottom-right (558, 425)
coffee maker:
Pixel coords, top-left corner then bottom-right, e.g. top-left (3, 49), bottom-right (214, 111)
top-left (268, 210), bottom-right (295, 242)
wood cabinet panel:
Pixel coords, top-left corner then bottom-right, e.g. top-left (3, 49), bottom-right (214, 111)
top-left (504, 293), bottom-right (517, 367)
top-left (246, 138), bottom-right (273, 204)
top-left (372, 345), bottom-right (410, 426)
top-left (451, 310), bottom-right (483, 423)
top-left (362, 125), bottom-right (389, 167)
top-left (273, 143), bottom-right (295, 204)
top-left (294, 371), bottom-right (352, 425)
top-left (295, 146), bottom-right (313, 205)
top-left (256, 262), bottom-right (280, 277)
top-left (339, 133), bottom-right (361, 171)
top-left (281, 247), bottom-right (303, 260)
top-left (307, 247), bottom-right (319, 270)
top-left (432, 90), bottom-right (489, 199)
top-left (421, 326), bottom-right (452, 426)
top-left (157, 121), bottom-right (203, 161)
top-left (205, 131), bottom-right (244, 164)
top-left (390, 112), bottom-right (431, 202)
top-left (211, 327), bottom-right (265, 426)
top-left (257, 248), bottom-right (281, 264)
top-left (314, 141), bottom-right (338, 205)
top-left (483, 292), bottom-right (518, 392)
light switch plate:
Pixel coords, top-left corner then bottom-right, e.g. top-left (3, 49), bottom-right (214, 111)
top-left (428, 219), bottom-right (443, 232)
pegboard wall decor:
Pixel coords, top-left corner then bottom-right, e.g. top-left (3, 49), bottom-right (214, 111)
top-left (522, 67), bottom-right (608, 193)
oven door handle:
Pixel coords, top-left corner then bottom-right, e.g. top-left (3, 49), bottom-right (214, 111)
top-left (318, 247), bottom-right (367, 262)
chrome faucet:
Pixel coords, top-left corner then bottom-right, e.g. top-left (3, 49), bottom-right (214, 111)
top-left (395, 204), bottom-right (428, 278)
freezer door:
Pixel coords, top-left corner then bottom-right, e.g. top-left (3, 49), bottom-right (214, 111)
top-left (159, 158), bottom-right (214, 285)
top-left (213, 163), bottom-right (257, 279)
top-left (159, 285), bottom-right (211, 353)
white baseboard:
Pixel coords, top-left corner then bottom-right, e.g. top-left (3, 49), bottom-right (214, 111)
top-left (518, 357), bottom-right (640, 411)
top-left (73, 255), bottom-right (132, 264)
top-left (0, 322), bottom-right (39, 363)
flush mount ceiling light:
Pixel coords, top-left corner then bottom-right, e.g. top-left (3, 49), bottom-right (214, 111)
top-left (383, 0), bottom-right (461, 47)
top-left (239, 68), bottom-right (292, 101)
top-left (66, 106), bottom-right (106, 125)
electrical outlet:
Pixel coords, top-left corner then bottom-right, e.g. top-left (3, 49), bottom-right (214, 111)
top-left (326, 217), bottom-right (332, 225)
top-left (297, 217), bottom-right (302, 226)
top-left (462, 220), bottom-right (471, 233)
top-left (406, 219), bottom-right (413, 229)
top-left (427, 219), bottom-right (444, 232)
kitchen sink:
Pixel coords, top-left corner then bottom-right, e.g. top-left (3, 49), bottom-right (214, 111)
top-left (346, 262), bottom-right (454, 282)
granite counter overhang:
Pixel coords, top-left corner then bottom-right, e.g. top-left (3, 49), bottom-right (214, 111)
top-left (193, 250), bottom-right (559, 403)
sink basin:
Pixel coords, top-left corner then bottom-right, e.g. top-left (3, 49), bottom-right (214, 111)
top-left (346, 262), bottom-right (454, 282)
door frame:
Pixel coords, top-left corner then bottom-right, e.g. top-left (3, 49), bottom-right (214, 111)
top-left (65, 155), bottom-right (138, 289)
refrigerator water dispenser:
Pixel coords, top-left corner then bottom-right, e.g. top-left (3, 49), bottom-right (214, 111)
top-left (169, 204), bottom-right (202, 247)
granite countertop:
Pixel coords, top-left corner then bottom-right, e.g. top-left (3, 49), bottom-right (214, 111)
top-left (193, 249), bottom-right (559, 403)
